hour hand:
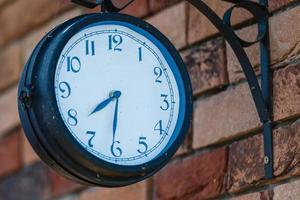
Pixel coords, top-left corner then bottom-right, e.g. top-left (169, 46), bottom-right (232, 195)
top-left (90, 96), bottom-right (113, 116)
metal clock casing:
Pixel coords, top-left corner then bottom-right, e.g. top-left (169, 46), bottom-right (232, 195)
top-left (18, 13), bottom-right (193, 187)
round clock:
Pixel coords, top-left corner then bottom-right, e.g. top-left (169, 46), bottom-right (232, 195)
top-left (18, 13), bottom-right (192, 187)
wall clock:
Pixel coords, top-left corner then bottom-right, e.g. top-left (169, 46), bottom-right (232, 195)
top-left (18, 12), bottom-right (192, 187)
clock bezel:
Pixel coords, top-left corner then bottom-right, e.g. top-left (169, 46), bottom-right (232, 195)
top-left (18, 12), bottom-right (193, 187)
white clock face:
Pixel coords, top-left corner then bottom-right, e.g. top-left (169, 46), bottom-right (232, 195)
top-left (54, 21), bottom-right (183, 166)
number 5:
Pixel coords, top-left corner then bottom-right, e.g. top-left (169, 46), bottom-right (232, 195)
top-left (137, 137), bottom-right (148, 154)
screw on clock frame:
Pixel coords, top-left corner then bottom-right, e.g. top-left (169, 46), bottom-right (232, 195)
top-left (19, 86), bottom-right (33, 108)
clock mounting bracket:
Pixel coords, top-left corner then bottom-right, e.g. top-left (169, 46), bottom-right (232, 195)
top-left (71, 0), bottom-right (273, 179)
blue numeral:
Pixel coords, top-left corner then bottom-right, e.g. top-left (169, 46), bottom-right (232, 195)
top-left (154, 67), bottom-right (162, 83)
top-left (137, 137), bottom-right (148, 154)
top-left (154, 120), bottom-right (165, 135)
top-left (67, 109), bottom-right (78, 126)
top-left (111, 141), bottom-right (122, 157)
top-left (67, 56), bottom-right (81, 73)
top-left (85, 40), bottom-right (95, 56)
top-left (139, 47), bottom-right (142, 62)
top-left (86, 131), bottom-right (96, 147)
top-left (160, 94), bottom-right (169, 111)
top-left (109, 35), bottom-right (123, 51)
top-left (59, 81), bottom-right (71, 99)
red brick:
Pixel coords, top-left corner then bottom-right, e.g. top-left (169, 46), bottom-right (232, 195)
top-left (50, 170), bottom-right (83, 197)
top-left (0, 162), bottom-right (52, 200)
top-left (0, 0), bottom-right (9, 8)
top-left (188, 0), bottom-right (252, 45)
top-left (0, 0), bottom-right (72, 47)
top-left (273, 62), bottom-right (300, 121)
top-left (227, 119), bottom-right (300, 192)
top-left (149, 0), bottom-right (180, 13)
top-left (193, 82), bottom-right (260, 149)
top-left (21, 9), bottom-right (82, 63)
top-left (79, 181), bottom-right (148, 200)
top-left (21, 129), bottom-right (39, 165)
top-left (193, 61), bottom-right (300, 149)
top-left (0, 42), bottom-right (21, 91)
top-left (231, 191), bottom-right (273, 200)
top-left (273, 179), bottom-right (300, 199)
top-left (227, 6), bottom-right (300, 83)
top-left (230, 192), bottom-right (261, 200)
top-left (154, 147), bottom-right (227, 200)
top-left (0, 129), bottom-right (21, 177)
top-left (147, 2), bottom-right (187, 49)
top-left (181, 37), bottom-right (228, 96)
top-left (269, 0), bottom-right (298, 12)
top-left (174, 122), bottom-right (192, 157)
top-left (121, 0), bottom-right (149, 17)
top-left (0, 86), bottom-right (19, 137)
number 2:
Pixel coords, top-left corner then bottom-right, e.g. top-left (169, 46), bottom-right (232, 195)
top-left (154, 67), bottom-right (162, 83)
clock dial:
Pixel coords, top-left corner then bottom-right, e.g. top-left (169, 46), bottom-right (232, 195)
top-left (54, 21), bottom-right (183, 166)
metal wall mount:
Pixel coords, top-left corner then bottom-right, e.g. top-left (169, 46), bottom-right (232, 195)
top-left (71, 0), bottom-right (273, 179)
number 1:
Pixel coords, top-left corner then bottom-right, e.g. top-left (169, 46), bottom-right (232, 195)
top-left (139, 47), bottom-right (142, 62)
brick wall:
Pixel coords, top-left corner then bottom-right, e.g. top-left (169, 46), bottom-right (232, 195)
top-left (0, 0), bottom-right (300, 199)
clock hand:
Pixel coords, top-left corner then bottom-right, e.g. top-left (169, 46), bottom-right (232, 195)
top-left (90, 96), bottom-right (114, 116)
top-left (90, 90), bottom-right (121, 116)
top-left (112, 97), bottom-right (119, 142)
top-left (112, 91), bottom-right (121, 142)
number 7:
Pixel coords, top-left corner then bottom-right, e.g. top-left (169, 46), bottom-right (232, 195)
top-left (86, 131), bottom-right (96, 147)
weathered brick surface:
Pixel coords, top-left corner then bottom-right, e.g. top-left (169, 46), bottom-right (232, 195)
top-left (0, 130), bottom-right (21, 177)
top-left (193, 61), bottom-right (300, 149)
top-left (0, 86), bottom-right (19, 137)
top-left (181, 38), bottom-right (228, 96)
top-left (188, 0), bottom-right (252, 45)
top-left (175, 122), bottom-right (192, 157)
top-left (273, 62), bottom-right (300, 121)
top-left (0, 162), bottom-right (51, 200)
top-left (0, 0), bottom-right (10, 8)
top-left (147, 2), bottom-right (187, 49)
top-left (154, 147), bottom-right (227, 200)
top-left (228, 119), bottom-right (300, 192)
top-left (231, 190), bottom-right (273, 200)
top-left (50, 170), bottom-right (83, 198)
top-left (21, 130), bottom-right (39, 165)
top-left (269, 0), bottom-right (299, 12)
top-left (227, 6), bottom-right (300, 83)
top-left (79, 181), bottom-right (148, 200)
top-left (149, 0), bottom-right (180, 13)
top-left (0, 42), bottom-right (21, 92)
top-left (230, 192), bottom-right (261, 200)
top-left (121, 0), bottom-right (149, 17)
top-left (0, 0), bottom-right (72, 47)
top-left (273, 179), bottom-right (300, 199)
top-left (193, 82), bottom-right (261, 149)
top-left (21, 8), bottom-right (82, 63)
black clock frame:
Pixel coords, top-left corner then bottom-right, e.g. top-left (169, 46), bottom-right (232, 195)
top-left (71, 0), bottom-right (273, 179)
top-left (18, 13), bottom-right (193, 187)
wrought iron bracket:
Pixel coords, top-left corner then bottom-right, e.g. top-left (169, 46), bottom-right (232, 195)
top-left (71, 0), bottom-right (273, 179)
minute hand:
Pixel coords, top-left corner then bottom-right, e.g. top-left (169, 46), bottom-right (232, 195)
top-left (112, 97), bottom-right (119, 141)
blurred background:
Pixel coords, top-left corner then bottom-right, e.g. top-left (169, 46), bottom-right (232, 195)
top-left (0, 0), bottom-right (300, 199)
